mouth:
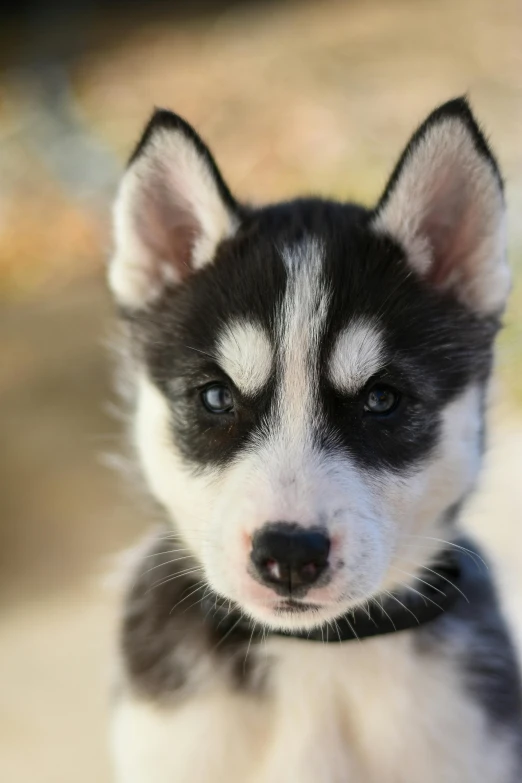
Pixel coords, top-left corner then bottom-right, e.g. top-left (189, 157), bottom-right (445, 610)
top-left (275, 599), bottom-right (319, 614)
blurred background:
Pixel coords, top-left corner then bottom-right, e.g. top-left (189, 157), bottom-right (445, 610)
top-left (1, 0), bottom-right (521, 780)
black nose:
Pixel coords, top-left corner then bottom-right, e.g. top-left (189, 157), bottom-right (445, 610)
top-left (250, 522), bottom-right (331, 596)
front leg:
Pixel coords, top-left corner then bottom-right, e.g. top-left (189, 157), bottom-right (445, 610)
top-left (112, 690), bottom-right (269, 783)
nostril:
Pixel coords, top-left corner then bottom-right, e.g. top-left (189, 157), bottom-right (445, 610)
top-left (299, 561), bottom-right (320, 583)
top-left (264, 558), bottom-right (282, 581)
top-left (250, 522), bottom-right (331, 595)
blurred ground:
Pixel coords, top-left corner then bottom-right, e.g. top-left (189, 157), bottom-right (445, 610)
top-left (0, 0), bottom-right (521, 780)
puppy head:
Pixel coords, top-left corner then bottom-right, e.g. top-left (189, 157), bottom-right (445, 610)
top-left (109, 99), bottom-right (508, 631)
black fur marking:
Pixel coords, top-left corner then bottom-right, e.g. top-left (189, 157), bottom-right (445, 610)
top-left (416, 537), bottom-right (522, 738)
top-left (120, 530), bottom-right (267, 701)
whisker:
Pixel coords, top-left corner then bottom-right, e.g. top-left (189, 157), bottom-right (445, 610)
top-left (169, 582), bottom-right (207, 614)
top-left (373, 594), bottom-right (397, 631)
top-left (216, 603), bottom-right (236, 631)
top-left (332, 617), bottom-right (343, 643)
top-left (140, 549), bottom-right (198, 561)
top-left (142, 555), bottom-right (196, 574)
top-left (342, 612), bottom-right (360, 642)
top-left (361, 599), bottom-right (379, 628)
top-left (400, 535), bottom-right (487, 569)
top-left (147, 567), bottom-right (204, 593)
top-left (243, 623), bottom-right (257, 675)
top-left (203, 596), bottom-right (218, 623)
top-left (381, 590), bottom-right (419, 624)
top-left (399, 582), bottom-right (444, 612)
top-left (405, 562), bottom-right (470, 603)
top-left (390, 567), bottom-right (447, 597)
top-left (261, 625), bottom-right (269, 657)
top-left (212, 614), bottom-right (245, 651)
top-left (183, 589), bottom-right (213, 615)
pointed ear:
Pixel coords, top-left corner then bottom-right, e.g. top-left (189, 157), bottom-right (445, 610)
top-left (109, 110), bottom-right (240, 309)
top-left (372, 98), bottom-right (510, 315)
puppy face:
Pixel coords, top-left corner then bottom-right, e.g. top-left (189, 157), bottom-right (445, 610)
top-left (110, 101), bottom-right (508, 631)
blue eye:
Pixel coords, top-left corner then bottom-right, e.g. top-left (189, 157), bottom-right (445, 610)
top-left (201, 384), bottom-right (234, 414)
top-left (364, 386), bottom-right (399, 415)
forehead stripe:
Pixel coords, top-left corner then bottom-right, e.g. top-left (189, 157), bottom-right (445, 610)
top-left (216, 321), bottom-right (273, 395)
top-left (277, 237), bottom-right (330, 442)
top-left (328, 321), bottom-right (384, 393)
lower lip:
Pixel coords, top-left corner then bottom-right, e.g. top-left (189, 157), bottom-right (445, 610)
top-left (276, 600), bottom-right (316, 613)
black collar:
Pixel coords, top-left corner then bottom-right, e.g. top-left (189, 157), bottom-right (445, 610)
top-left (208, 548), bottom-right (464, 644)
top-left (279, 549), bottom-right (462, 642)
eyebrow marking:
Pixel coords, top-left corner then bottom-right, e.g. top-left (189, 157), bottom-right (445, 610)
top-left (328, 320), bottom-right (385, 393)
top-left (216, 320), bottom-right (273, 395)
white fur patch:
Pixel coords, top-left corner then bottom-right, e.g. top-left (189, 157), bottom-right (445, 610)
top-left (372, 117), bottom-right (509, 315)
top-left (216, 321), bottom-right (273, 395)
top-left (112, 689), bottom-right (267, 783)
top-left (378, 383), bottom-right (484, 595)
top-left (113, 631), bottom-right (516, 783)
top-left (328, 320), bottom-right (384, 393)
top-left (133, 373), bottom-right (218, 563)
top-left (277, 237), bottom-right (330, 440)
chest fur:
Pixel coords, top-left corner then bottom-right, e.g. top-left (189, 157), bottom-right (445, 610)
top-left (112, 633), bottom-right (515, 783)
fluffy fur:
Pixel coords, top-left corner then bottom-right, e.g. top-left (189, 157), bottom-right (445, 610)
top-left (108, 98), bottom-right (522, 782)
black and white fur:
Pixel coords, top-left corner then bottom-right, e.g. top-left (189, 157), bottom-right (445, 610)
top-left (108, 99), bottom-right (522, 782)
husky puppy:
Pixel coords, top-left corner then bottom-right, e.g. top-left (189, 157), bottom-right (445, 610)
top-left (108, 98), bottom-right (522, 782)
